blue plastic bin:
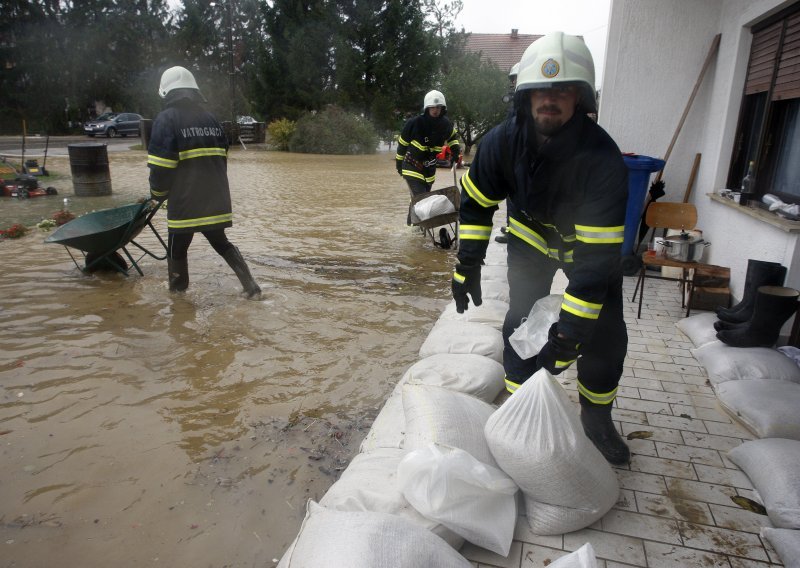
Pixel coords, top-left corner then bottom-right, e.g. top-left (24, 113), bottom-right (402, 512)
top-left (621, 154), bottom-right (666, 256)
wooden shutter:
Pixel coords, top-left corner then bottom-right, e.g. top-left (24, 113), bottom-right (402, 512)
top-left (745, 21), bottom-right (781, 95)
top-left (773, 11), bottom-right (800, 100)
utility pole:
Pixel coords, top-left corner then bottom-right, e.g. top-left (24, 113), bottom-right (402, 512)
top-left (226, 0), bottom-right (235, 125)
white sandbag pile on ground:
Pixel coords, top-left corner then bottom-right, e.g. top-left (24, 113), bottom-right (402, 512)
top-left (691, 340), bottom-right (800, 386)
top-left (418, 319), bottom-right (504, 362)
top-left (438, 298), bottom-right (509, 330)
top-left (716, 379), bottom-right (800, 440)
top-left (485, 368), bottom-right (619, 535)
top-left (760, 528), bottom-right (800, 568)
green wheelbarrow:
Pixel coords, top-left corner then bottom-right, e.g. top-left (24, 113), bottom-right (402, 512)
top-left (45, 200), bottom-right (168, 276)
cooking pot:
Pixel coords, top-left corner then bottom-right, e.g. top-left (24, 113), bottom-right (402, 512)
top-left (663, 232), bottom-right (710, 262)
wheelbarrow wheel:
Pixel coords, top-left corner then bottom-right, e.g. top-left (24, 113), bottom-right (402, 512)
top-left (84, 250), bottom-right (129, 273)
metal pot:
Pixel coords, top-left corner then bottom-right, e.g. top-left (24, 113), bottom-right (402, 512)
top-left (663, 232), bottom-right (710, 262)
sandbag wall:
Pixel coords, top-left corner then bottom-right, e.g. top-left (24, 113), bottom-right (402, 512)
top-left (677, 313), bottom-right (800, 564)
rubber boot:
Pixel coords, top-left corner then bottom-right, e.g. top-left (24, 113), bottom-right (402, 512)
top-left (168, 257), bottom-right (189, 292)
top-left (716, 260), bottom-right (786, 323)
top-left (222, 247), bottom-right (261, 298)
top-left (717, 285), bottom-right (799, 348)
top-left (713, 319), bottom-right (747, 332)
top-left (580, 404), bottom-right (630, 466)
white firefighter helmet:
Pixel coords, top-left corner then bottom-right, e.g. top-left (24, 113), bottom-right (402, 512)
top-left (158, 66), bottom-right (201, 98)
top-left (509, 62), bottom-right (520, 81)
top-left (422, 90), bottom-right (447, 111)
top-left (515, 32), bottom-right (597, 113)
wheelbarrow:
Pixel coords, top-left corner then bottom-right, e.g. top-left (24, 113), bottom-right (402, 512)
top-left (45, 200), bottom-right (168, 276)
top-left (410, 184), bottom-right (460, 249)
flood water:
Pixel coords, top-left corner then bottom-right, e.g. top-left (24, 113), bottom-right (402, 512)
top-left (0, 147), bottom-right (461, 566)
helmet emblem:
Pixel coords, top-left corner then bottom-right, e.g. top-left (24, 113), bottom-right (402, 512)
top-left (541, 58), bottom-right (560, 78)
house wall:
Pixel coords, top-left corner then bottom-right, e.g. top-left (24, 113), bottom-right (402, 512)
top-left (601, 0), bottom-right (799, 307)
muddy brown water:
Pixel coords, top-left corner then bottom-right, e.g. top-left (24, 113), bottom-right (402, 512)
top-left (0, 148), bottom-right (461, 566)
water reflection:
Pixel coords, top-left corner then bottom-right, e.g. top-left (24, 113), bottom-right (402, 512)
top-left (0, 148), bottom-right (460, 565)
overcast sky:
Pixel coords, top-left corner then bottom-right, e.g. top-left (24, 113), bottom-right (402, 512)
top-left (453, 0), bottom-right (612, 87)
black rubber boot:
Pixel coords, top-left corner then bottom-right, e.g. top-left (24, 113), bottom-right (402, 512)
top-left (580, 404), bottom-right (630, 466)
top-left (168, 257), bottom-right (189, 292)
top-left (717, 285), bottom-right (799, 348)
top-left (222, 247), bottom-right (261, 298)
top-left (716, 260), bottom-right (786, 323)
top-left (713, 319), bottom-right (746, 332)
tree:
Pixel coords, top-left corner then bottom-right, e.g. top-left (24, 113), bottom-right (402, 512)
top-left (441, 52), bottom-right (508, 155)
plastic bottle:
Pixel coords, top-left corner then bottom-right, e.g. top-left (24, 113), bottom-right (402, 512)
top-left (740, 161), bottom-right (755, 207)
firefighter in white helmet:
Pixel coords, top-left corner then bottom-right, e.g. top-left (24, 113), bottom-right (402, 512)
top-left (395, 90), bottom-right (461, 225)
top-left (148, 66), bottom-right (261, 298)
top-left (451, 32), bottom-right (631, 465)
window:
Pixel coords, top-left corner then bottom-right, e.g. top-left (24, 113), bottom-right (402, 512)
top-left (728, 3), bottom-right (800, 204)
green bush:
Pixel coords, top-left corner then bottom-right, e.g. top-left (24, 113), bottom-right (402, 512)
top-left (288, 106), bottom-right (379, 155)
top-left (267, 118), bottom-right (296, 151)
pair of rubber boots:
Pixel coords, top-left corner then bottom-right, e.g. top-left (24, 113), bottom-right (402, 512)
top-left (714, 259), bottom-right (798, 348)
top-left (580, 403), bottom-right (630, 466)
top-left (168, 247), bottom-right (261, 298)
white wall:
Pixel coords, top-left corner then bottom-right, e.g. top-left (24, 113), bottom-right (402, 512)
top-left (601, 0), bottom-right (799, 303)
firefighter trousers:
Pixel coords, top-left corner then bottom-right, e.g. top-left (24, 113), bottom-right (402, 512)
top-left (502, 235), bottom-right (628, 405)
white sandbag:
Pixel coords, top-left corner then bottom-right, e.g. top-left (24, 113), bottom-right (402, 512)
top-left (760, 528), bottom-right (800, 568)
top-left (676, 312), bottom-right (720, 348)
top-left (439, 298), bottom-right (509, 330)
top-left (485, 369), bottom-right (619, 535)
top-left (481, 279), bottom-right (510, 303)
top-left (481, 264), bottom-right (508, 282)
top-left (403, 383), bottom-right (497, 467)
top-left (728, 438), bottom-right (800, 529)
top-left (691, 341), bottom-right (800, 386)
top-left (548, 543), bottom-right (598, 568)
top-left (508, 294), bottom-right (562, 359)
top-left (359, 384), bottom-right (405, 452)
top-left (716, 379), bottom-right (800, 440)
top-left (319, 447), bottom-right (462, 549)
top-left (418, 320), bottom-right (504, 363)
top-left (413, 194), bottom-right (455, 221)
top-left (401, 353), bottom-right (504, 402)
top-left (397, 443), bottom-right (518, 556)
top-left (277, 501), bottom-right (472, 568)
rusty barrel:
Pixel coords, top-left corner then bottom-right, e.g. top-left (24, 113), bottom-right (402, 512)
top-left (68, 142), bottom-right (112, 196)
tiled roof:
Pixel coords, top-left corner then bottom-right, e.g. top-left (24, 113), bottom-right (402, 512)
top-left (463, 30), bottom-right (542, 73)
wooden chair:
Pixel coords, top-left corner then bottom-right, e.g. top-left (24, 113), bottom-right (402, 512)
top-left (631, 202), bottom-right (708, 318)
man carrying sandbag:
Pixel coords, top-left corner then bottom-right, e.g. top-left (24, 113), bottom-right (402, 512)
top-left (451, 32), bottom-right (630, 465)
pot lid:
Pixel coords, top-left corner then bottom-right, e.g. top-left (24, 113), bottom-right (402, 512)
top-left (665, 232), bottom-right (703, 244)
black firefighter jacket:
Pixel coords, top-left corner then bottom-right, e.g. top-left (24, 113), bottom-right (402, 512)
top-left (395, 113), bottom-right (460, 185)
top-left (457, 112), bottom-right (628, 343)
top-left (148, 98), bottom-right (233, 234)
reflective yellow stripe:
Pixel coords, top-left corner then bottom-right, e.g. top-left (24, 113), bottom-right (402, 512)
top-left (575, 224), bottom-right (625, 244)
top-left (402, 169), bottom-right (426, 181)
top-left (148, 154), bottom-right (178, 168)
top-left (459, 224), bottom-right (492, 241)
top-left (431, 145), bottom-right (444, 152)
top-left (562, 249), bottom-right (574, 263)
top-left (398, 136), bottom-right (409, 145)
top-left (453, 271), bottom-right (466, 284)
top-left (577, 381), bottom-right (617, 405)
top-left (462, 171), bottom-right (503, 209)
top-left (424, 173), bottom-right (436, 183)
top-left (167, 213), bottom-right (233, 229)
top-left (505, 375), bottom-right (521, 394)
top-left (508, 216), bottom-right (551, 256)
top-left (395, 154), bottom-right (404, 161)
top-left (151, 189), bottom-right (168, 197)
top-left (179, 147), bottom-right (227, 160)
top-left (562, 292), bottom-right (602, 320)
top-left (410, 140), bottom-right (428, 151)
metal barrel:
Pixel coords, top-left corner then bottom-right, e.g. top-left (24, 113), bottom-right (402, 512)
top-left (67, 142), bottom-right (112, 196)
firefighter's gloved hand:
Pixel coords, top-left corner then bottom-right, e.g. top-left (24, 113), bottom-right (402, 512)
top-left (396, 161), bottom-right (403, 176)
top-left (535, 322), bottom-right (580, 375)
top-left (452, 263), bottom-right (482, 313)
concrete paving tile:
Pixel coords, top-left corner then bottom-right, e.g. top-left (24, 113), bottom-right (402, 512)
top-left (615, 489), bottom-right (638, 513)
top-left (512, 518), bottom-right (563, 548)
top-left (708, 502), bottom-right (772, 534)
top-left (563, 528), bottom-right (646, 566)
top-left (690, 393), bottom-right (722, 409)
top-left (627, 335), bottom-right (666, 347)
top-left (672, 355), bottom-right (704, 367)
top-left (661, 382), bottom-right (715, 396)
top-left (627, 438), bottom-right (658, 458)
top-left (728, 558), bottom-right (781, 568)
top-left (681, 430), bottom-right (745, 452)
top-left (518, 544), bottom-right (574, 567)
top-left (630, 454), bottom-right (698, 480)
top-left (671, 403), bottom-right (732, 423)
top-left (653, 361), bottom-right (706, 377)
top-left (615, 469), bottom-right (668, 494)
top-left (616, 386), bottom-right (641, 399)
top-left (461, 540), bottom-right (522, 568)
top-left (634, 491), bottom-right (713, 524)
top-left (648, 413), bottom-right (709, 434)
top-left (638, 388), bottom-right (694, 405)
top-left (632, 368), bottom-right (686, 382)
top-left (642, 541), bottom-right (730, 567)
top-left (704, 420), bottom-right (756, 440)
top-left (655, 442), bottom-right (724, 467)
top-left (627, 342), bottom-right (649, 353)
top-left (621, 421), bottom-right (684, 444)
top-left (666, 477), bottom-right (739, 507)
top-left (617, 397), bottom-right (672, 414)
top-left (619, 376), bottom-right (663, 390)
top-left (663, 346), bottom-right (695, 358)
top-left (629, 358), bottom-right (655, 370)
top-left (614, 408), bottom-right (648, 425)
top-left (600, 509), bottom-right (682, 544)
top-left (678, 521), bottom-right (769, 561)
top-left (694, 463), bottom-right (753, 489)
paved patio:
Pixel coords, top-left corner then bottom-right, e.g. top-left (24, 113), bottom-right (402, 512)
top-left (460, 271), bottom-right (783, 567)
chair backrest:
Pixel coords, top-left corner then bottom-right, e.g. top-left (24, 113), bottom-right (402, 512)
top-left (645, 202), bottom-right (698, 231)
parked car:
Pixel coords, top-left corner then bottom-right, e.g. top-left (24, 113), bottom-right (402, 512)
top-left (84, 113), bottom-right (143, 138)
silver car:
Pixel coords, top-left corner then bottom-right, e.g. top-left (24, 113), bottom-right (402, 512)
top-left (84, 112), bottom-right (143, 138)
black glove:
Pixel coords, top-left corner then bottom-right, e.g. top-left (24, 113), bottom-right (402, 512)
top-left (396, 160), bottom-right (403, 176)
top-left (452, 263), bottom-right (482, 313)
top-left (535, 322), bottom-right (580, 375)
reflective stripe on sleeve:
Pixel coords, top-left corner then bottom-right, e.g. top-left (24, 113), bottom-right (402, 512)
top-left (577, 381), bottom-right (617, 405)
top-left (453, 271), bottom-right (466, 283)
top-left (179, 147), bottom-right (227, 161)
top-left (561, 292), bottom-right (602, 320)
top-left (575, 224), bottom-right (624, 244)
top-left (458, 224), bottom-right (492, 241)
top-left (508, 216), bottom-right (550, 256)
top-left (462, 171), bottom-right (503, 209)
top-left (148, 154), bottom-right (178, 169)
